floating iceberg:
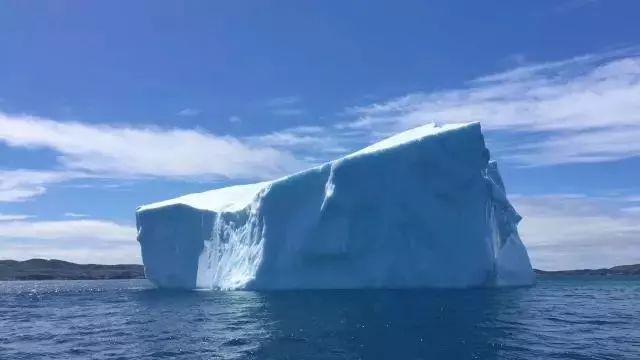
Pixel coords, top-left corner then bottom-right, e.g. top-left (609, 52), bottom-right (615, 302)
top-left (136, 123), bottom-right (534, 290)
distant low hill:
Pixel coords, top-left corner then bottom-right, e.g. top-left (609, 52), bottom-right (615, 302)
top-left (0, 259), bottom-right (145, 281)
top-left (1, 259), bottom-right (638, 281)
top-left (535, 264), bottom-right (640, 276)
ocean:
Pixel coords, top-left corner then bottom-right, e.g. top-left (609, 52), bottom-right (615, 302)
top-left (1, 278), bottom-right (638, 359)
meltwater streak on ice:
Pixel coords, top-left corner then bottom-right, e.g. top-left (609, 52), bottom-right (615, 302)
top-left (136, 122), bottom-right (535, 290)
top-left (196, 189), bottom-right (268, 290)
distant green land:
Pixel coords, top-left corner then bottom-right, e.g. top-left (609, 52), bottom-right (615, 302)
top-left (1, 259), bottom-right (638, 281)
top-left (534, 264), bottom-right (640, 276)
top-left (0, 259), bottom-right (145, 281)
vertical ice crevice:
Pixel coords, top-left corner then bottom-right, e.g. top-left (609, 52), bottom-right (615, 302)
top-left (196, 212), bottom-right (213, 289)
top-left (484, 161), bottom-right (534, 286)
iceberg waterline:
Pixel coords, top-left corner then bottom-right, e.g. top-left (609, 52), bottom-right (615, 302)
top-left (136, 122), bottom-right (534, 290)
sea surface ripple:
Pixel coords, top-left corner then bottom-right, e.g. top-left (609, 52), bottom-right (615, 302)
top-left (1, 277), bottom-right (639, 359)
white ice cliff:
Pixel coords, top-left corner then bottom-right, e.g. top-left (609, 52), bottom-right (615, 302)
top-left (136, 123), bottom-right (534, 290)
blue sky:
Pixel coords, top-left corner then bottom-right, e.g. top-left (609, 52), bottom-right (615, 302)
top-left (1, 0), bottom-right (639, 269)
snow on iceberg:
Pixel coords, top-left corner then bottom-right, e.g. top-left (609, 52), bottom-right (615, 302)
top-left (136, 123), bottom-right (534, 290)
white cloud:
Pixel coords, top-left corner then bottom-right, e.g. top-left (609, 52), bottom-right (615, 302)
top-left (513, 194), bottom-right (640, 270)
top-left (621, 206), bottom-right (640, 214)
top-left (0, 219), bottom-right (140, 264)
top-left (64, 182), bottom-right (127, 190)
top-left (0, 169), bottom-right (86, 202)
top-left (343, 48), bottom-right (640, 166)
top-left (266, 96), bottom-right (306, 116)
top-left (63, 212), bottom-right (88, 218)
top-left (228, 115), bottom-right (242, 123)
top-left (0, 112), bottom-right (305, 181)
top-left (248, 125), bottom-right (352, 157)
top-left (0, 246), bottom-right (140, 265)
top-left (0, 213), bottom-right (33, 221)
top-left (2, 48), bottom-right (637, 204)
top-left (505, 126), bottom-right (640, 166)
top-left (177, 108), bottom-right (202, 117)
top-left (0, 219), bottom-right (135, 241)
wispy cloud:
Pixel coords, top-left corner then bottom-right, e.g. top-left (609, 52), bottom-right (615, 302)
top-left (0, 169), bottom-right (86, 202)
top-left (247, 125), bottom-right (352, 157)
top-left (0, 219), bottom-right (134, 241)
top-left (0, 213), bottom-right (33, 221)
top-left (343, 47), bottom-right (640, 166)
top-left (0, 219), bottom-right (139, 264)
top-left (64, 181), bottom-right (127, 190)
top-left (514, 194), bottom-right (640, 270)
top-left (239, 49), bottom-right (640, 168)
top-left (506, 126), bottom-right (640, 166)
top-left (0, 246), bottom-right (140, 265)
top-left (266, 96), bottom-right (306, 116)
top-left (621, 206), bottom-right (640, 214)
top-left (0, 112), bottom-right (305, 181)
top-left (2, 48), bottom-right (640, 205)
top-left (177, 108), bottom-right (202, 117)
top-left (63, 212), bottom-right (88, 218)
top-left (228, 115), bottom-right (242, 123)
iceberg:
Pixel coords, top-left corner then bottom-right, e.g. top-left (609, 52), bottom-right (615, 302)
top-left (136, 122), bottom-right (534, 290)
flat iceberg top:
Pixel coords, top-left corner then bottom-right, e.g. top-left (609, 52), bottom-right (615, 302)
top-left (348, 122), bottom-right (472, 157)
top-left (137, 181), bottom-right (270, 213)
top-left (137, 122), bottom-right (476, 213)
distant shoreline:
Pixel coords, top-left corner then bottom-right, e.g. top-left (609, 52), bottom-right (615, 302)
top-left (534, 264), bottom-right (640, 277)
top-left (0, 259), bottom-right (145, 281)
top-left (1, 259), bottom-right (638, 281)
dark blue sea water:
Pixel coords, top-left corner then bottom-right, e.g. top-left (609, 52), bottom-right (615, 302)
top-left (1, 278), bottom-right (639, 360)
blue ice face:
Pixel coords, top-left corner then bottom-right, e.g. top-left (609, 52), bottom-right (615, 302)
top-left (137, 205), bottom-right (213, 289)
top-left (136, 123), bottom-right (534, 290)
